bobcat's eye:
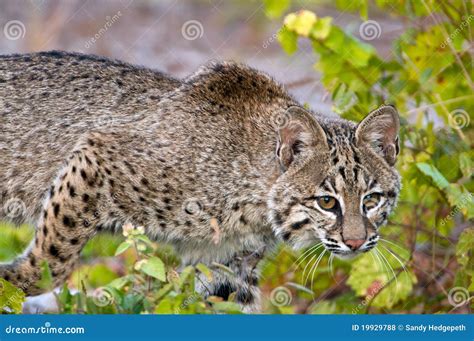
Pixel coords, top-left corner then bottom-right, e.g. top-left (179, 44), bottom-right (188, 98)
top-left (317, 196), bottom-right (338, 211)
top-left (363, 193), bottom-right (382, 210)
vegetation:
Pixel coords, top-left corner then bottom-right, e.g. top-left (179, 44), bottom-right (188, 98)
top-left (1, 0), bottom-right (473, 314)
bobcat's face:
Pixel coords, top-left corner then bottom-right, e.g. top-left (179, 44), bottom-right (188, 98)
top-left (269, 105), bottom-right (400, 259)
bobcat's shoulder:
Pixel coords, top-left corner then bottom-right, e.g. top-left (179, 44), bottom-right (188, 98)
top-left (0, 52), bottom-right (401, 313)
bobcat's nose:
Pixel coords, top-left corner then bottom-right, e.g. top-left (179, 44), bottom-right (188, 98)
top-left (344, 239), bottom-right (365, 251)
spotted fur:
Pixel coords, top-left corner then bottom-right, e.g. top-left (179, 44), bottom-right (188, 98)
top-left (0, 51), bottom-right (401, 312)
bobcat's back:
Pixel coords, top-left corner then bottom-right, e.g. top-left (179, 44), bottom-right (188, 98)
top-left (0, 51), bottom-right (180, 224)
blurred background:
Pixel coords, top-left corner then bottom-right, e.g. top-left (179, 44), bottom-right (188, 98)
top-left (0, 0), bottom-right (406, 111)
top-left (0, 0), bottom-right (472, 314)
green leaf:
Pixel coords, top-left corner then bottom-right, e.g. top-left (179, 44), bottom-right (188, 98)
top-left (86, 264), bottom-right (118, 287)
top-left (154, 297), bottom-right (175, 314)
top-left (210, 262), bottom-right (234, 275)
top-left (459, 152), bottom-right (473, 178)
top-left (140, 257), bottom-right (166, 281)
top-left (115, 240), bottom-right (132, 256)
top-left (178, 266), bottom-right (195, 289)
top-left (277, 26), bottom-right (298, 55)
top-left (347, 248), bottom-right (415, 309)
top-left (456, 228), bottom-right (474, 292)
top-left (310, 16), bottom-right (333, 40)
top-left (263, 0), bottom-right (290, 19)
top-left (456, 228), bottom-right (474, 268)
top-left (416, 162), bottom-right (450, 190)
top-left (36, 260), bottom-right (54, 291)
top-left (211, 301), bottom-right (242, 314)
top-left (0, 278), bottom-right (25, 314)
top-left (196, 263), bottom-right (213, 282)
top-left (108, 275), bottom-right (133, 290)
top-left (331, 83), bottom-right (357, 113)
top-left (154, 283), bottom-right (174, 301)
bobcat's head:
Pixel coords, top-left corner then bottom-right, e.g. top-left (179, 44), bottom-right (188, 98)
top-left (269, 105), bottom-right (401, 259)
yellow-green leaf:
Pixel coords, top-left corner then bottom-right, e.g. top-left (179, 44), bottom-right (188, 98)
top-left (416, 162), bottom-right (449, 190)
top-left (0, 278), bottom-right (25, 314)
top-left (115, 240), bottom-right (132, 256)
top-left (140, 257), bottom-right (166, 281)
top-left (196, 263), bottom-right (213, 282)
top-left (310, 16), bottom-right (333, 40)
top-left (284, 10), bottom-right (317, 37)
top-left (277, 27), bottom-right (298, 55)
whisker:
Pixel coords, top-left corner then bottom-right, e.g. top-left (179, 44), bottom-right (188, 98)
top-left (293, 245), bottom-right (324, 281)
top-left (377, 247), bottom-right (399, 295)
top-left (301, 251), bottom-right (320, 284)
top-left (293, 243), bottom-right (323, 269)
top-left (369, 250), bottom-right (381, 273)
top-left (329, 253), bottom-right (335, 280)
top-left (379, 238), bottom-right (408, 252)
top-left (373, 248), bottom-right (390, 286)
top-left (374, 248), bottom-right (391, 302)
top-left (309, 250), bottom-right (327, 289)
top-left (381, 244), bottom-right (409, 277)
top-left (292, 242), bottom-right (321, 266)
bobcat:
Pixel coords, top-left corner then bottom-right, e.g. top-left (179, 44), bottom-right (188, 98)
top-left (0, 51), bottom-right (401, 312)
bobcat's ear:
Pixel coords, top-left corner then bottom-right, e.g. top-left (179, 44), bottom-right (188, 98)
top-left (276, 106), bottom-right (328, 172)
top-left (355, 105), bottom-right (400, 166)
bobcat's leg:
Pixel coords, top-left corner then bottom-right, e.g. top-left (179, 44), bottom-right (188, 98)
top-left (197, 248), bottom-right (265, 313)
top-left (0, 147), bottom-right (110, 295)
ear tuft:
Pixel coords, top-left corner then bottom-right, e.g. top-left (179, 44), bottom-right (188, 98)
top-left (355, 105), bottom-right (400, 166)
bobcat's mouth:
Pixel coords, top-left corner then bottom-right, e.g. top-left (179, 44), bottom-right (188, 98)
top-left (321, 235), bottom-right (379, 259)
